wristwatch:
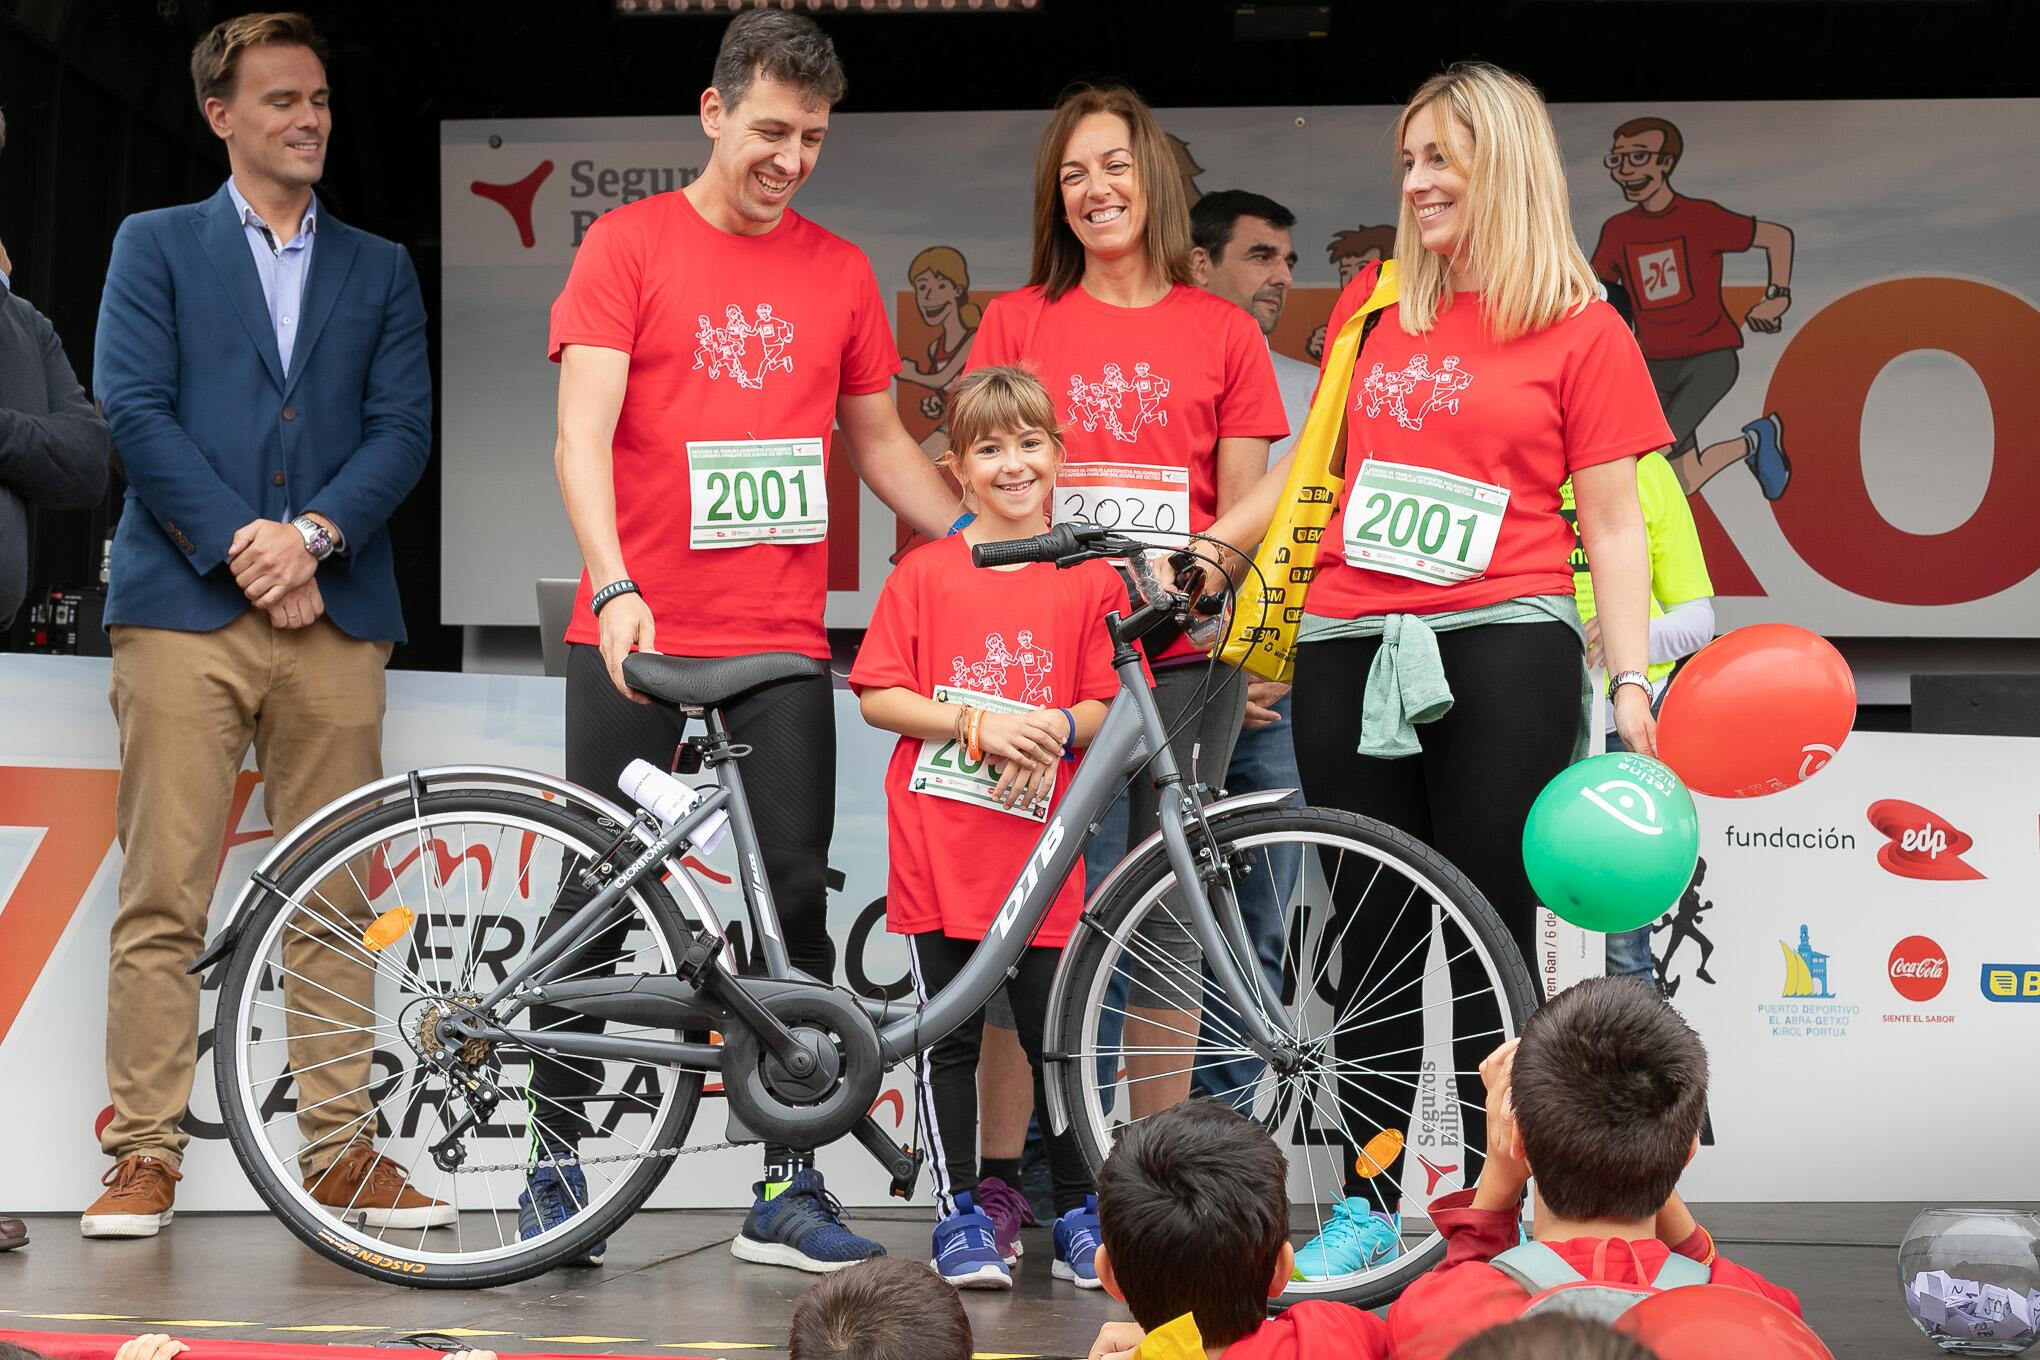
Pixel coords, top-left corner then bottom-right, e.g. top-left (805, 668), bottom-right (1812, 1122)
top-left (292, 515), bottom-right (338, 561)
top-left (1763, 284), bottom-right (1791, 301)
top-left (1608, 669), bottom-right (1651, 698)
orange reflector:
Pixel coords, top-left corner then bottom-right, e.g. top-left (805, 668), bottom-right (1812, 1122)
top-left (361, 906), bottom-right (415, 952)
top-left (1354, 1128), bottom-right (1405, 1179)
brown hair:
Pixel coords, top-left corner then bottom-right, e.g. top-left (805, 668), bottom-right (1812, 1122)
top-left (1612, 116), bottom-right (1684, 171)
top-left (944, 365), bottom-right (1062, 461)
top-left (1448, 1314), bottom-right (1661, 1360)
top-left (1327, 225), bottom-right (1396, 264)
top-left (1510, 978), bottom-right (1709, 1221)
top-left (787, 1257), bottom-right (971, 1360)
top-left (1095, 1100), bottom-right (1288, 1347)
top-left (1028, 84), bottom-right (1196, 303)
top-left (190, 12), bottom-right (329, 112)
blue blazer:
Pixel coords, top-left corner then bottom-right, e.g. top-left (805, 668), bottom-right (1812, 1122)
top-left (95, 183), bottom-right (431, 642)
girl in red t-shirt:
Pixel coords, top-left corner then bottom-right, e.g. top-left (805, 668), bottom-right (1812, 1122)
top-left (1203, 63), bottom-right (1671, 1276)
top-left (850, 367), bottom-right (1125, 1291)
top-left (965, 83), bottom-right (1290, 1123)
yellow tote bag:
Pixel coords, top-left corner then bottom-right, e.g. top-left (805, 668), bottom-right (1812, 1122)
top-left (1132, 1313), bottom-right (1206, 1360)
top-left (1218, 260), bottom-right (1399, 683)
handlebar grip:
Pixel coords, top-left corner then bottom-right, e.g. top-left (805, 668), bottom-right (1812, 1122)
top-left (970, 522), bottom-right (1087, 568)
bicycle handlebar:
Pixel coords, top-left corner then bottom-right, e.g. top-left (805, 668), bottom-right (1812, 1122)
top-left (969, 522), bottom-right (1118, 568)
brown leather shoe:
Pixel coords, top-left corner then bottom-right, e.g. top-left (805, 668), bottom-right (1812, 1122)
top-left (80, 1155), bottom-right (181, 1239)
top-left (0, 1215), bottom-right (27, 1250)
top-left (304, 1146), bottom-right (455, 1230)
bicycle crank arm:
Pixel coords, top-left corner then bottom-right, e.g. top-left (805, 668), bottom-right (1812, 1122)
top-left (850, 1113), bottom-right (922, 1199)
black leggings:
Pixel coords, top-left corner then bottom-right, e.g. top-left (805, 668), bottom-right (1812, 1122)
top-left (1292, 620), bottom-right (1581, 1204)
top-left (907, 932), bottom-right (1092, 1218)
top-left (527, 643), bottom-right (837, 1152)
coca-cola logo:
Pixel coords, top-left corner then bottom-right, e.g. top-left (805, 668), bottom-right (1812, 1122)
top-left (1889, 935), bottom-right (1950, 1002)
top-left (1866, 799), bottom-right (1984, 881)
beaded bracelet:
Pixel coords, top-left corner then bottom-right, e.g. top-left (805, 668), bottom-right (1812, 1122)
top-left (591, 578), bottom-right (641, 615)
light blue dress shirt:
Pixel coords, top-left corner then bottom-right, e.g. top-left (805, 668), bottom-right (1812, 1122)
top-left (224, 177), bottom-right (316, 376)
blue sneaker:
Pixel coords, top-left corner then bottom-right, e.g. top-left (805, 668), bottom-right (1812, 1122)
top-left (731, 1168), bottom-right (885, 1274)
top-left (932, 1194), bottom-right (1013, 1290)
top-left (517, 1159), bottom-right (605, 1267)
top-left (1743, 413), bottom-right (1791, 501)
top-left (1291, 1198), bottom-right (1402, 1280)
top-left (1051, 1194), bottom-right (1103, 1289)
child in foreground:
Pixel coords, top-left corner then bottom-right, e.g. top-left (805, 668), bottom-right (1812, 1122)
top-left (1387, 977), bottom-right (1802, 1359)
top-left (850, 365), bottom-right (1128, 1289)
top-left (1086, 1100), bottom-right (1389, 1360)
top-left (789, 1256), bottom-right (973, 1360)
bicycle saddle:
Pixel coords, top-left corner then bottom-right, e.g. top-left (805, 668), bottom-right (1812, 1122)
top-left (621, 650), bottom-right (827, 709)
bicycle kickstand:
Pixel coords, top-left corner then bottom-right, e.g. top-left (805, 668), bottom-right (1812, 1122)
top-left (851, 1113), bottom-right (923, 1199)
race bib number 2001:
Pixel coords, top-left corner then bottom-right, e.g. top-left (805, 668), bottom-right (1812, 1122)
top-left (1343, 457), bottom-right (1509, 586)
top-left (688, 438), bottom-right (828, 549)
top-left (912, 686), bottom-right (1048, 823)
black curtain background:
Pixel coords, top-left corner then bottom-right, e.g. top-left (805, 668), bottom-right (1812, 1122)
top-left (3, 0), bottom-right (2034, 671)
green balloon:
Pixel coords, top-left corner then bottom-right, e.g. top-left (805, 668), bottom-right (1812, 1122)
top-left (1522, 752), bottom-right (1701, 934)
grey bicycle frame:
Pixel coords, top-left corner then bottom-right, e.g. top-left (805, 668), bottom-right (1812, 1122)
top-left (456, 641), bottom-right (1293, 1075)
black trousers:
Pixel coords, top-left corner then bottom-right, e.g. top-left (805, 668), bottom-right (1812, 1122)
top-left (527, 643), bottom-right (836, 1152)
top-left (1292, 620), bottom-right (1581, 1204)
top-left (907, 932), bottom-right (1092, 1218)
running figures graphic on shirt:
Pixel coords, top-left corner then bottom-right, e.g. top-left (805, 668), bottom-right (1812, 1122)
top-left (950, 631), bottom-right (1054, 705)
top-left (1361, 353), bottom-right (1473, 431)
top-left (691, 303), bottom-right (797, 390)
top-left (1066, 361), bottom-right (1172, 443)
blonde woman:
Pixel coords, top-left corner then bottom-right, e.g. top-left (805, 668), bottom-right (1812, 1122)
top-left (898, 246), bottom-right (982, 431)
top-left (1203, 63), bottom-right (1667, 1278)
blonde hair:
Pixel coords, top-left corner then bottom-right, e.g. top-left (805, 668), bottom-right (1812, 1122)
top-left (1029, 85), bottom-right (1196, 303)
top-left (908, 246), bottom-right (983, 329)
top-left (945, 367), bottom-right (1063, 464)
top-left (1393, 62), bottom-right (1600, 342)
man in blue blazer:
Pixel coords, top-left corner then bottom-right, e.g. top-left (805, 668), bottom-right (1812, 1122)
top-left (88, 12), bottom-right (438, 1239)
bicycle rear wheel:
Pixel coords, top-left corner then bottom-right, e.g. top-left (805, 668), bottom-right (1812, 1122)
top-left (1052, 805), bottom-right (1536, 1307)
top-left (212, 787), bottom-right (706, 1287)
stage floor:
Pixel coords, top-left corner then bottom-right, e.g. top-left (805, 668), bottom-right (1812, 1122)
top-left (0, 1205), bottom-right (1978, 1358)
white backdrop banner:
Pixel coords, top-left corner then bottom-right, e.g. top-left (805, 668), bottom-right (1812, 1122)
top-left (441, 99), bottom-right (2040, 637)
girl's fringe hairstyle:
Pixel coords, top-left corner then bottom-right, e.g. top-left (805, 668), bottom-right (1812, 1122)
top-left (944, 366), bottom-right (1064, 460)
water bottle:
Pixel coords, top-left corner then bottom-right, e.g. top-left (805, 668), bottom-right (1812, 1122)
top-left (619, 759), bottom-right (730, 855)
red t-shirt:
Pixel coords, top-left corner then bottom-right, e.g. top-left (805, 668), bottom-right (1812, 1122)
top-left (1386, 1188), bottom-right (1805, 1360)
top-left (1304, 283), bottom-right (1672, 620)
top-left (1591, 196), bottom-right (1758, 360)
top-left (847, 535), bottom-right (1125, 945)
top-left (966, 282), bottom-right (1289, 661)
top-left (1219, 1300), bottom-right (1388, 1360)
top-left (548, 191), bottom-right (900, 658)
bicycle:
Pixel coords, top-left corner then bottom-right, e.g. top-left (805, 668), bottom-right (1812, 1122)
top-left (199, 522), bottom-right (1535, 1302)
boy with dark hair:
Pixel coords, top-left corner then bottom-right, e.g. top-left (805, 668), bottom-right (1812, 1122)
top-left (788, 1257), bottom-right (972, 1360)
top-left (1088, 1100), bottom-right (1388, 1360)
top-left (1387, 978), bottom-right (1800, 1360)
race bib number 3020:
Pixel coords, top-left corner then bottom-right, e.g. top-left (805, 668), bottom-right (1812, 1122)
top-left (1054, 461), bottom-right (1191, 550)
top-left (1343, 457), bottom-right (1510, 586)
top-left (912, 685), bottom-right (1049, 823)
top-left (688, 438), bottom-right (828, 549)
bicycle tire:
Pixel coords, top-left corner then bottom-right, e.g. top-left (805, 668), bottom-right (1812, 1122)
top-left (213, 787), bottom-right (707, 1288)
top-left (1051, 804), bottom-right (1537, 1308)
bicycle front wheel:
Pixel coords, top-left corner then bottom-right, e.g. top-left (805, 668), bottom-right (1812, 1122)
top-left (1053, 805), bottom-right (1537, 1307)
top-left (212, 787), bottom-right (706, 1287)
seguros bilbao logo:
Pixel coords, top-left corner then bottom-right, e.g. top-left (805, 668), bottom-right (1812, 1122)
top-left (1865, 799), bottom-right (1984, 881)
top-left (1980, 964), bottom-right (2040, 1003)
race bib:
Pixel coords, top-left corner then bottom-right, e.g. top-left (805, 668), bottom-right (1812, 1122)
top-left (1053, 461), bottom-right (1191, 550)
top-left (687, 438), bottom-right (828, 549)
top-left (1343, 457), bottom-right (1509, 586)
top-left (912, 686), bottom-right (1049, 823)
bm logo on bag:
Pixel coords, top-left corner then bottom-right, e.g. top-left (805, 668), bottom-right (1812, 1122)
top-left (1865, 799), bottom-right (1985, 881)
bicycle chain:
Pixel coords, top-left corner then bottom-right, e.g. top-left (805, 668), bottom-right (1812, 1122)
top-left (454, 1141), bottom-right (742, 1175)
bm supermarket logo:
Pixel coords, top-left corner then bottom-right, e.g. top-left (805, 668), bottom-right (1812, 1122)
top-left (1980, 964), bottom-right (2040, 1003)
top-left (471, 156), bottom-right (700, 248)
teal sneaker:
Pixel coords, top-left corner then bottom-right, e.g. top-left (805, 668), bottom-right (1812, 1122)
top-left (1291, 1198), bottom-right (1402, 1280)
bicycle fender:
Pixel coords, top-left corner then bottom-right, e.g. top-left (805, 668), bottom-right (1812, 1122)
top-left (1037, 786), bottom-right (1299, 1135)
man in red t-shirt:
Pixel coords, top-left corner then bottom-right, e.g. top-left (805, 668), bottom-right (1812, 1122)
top-left (541, 9), bottom-right (959, 1276)
top-left (1591, 116), bottom-right (1797, 502)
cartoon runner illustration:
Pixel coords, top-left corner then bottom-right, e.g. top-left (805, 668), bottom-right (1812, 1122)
top-left (978, 632), bottom-right (1015, 690)
top-left (1165, 133), bottom-right (1206, 206)
top-left (1130, 361), bottom-right (1170, 431)
top-left (1311, 224), bottom-right (1397, 361)
top-left (1012, 628), bottom-right (1055, 705)
top-left (721, 303), bottom-right (759, 389)
top-left (1066, 373), bottom-right (1101, 433)
top-left (1653, 857), bottom-right (1718, 998)
top-left (897, 247), bottom-right (982, 458)
top-left (1591, 116), bottom-right (1795, 501)
top-left (752, 302), bottom-right (795, 382)
top-left (692, 313), bottom-right (722, 378)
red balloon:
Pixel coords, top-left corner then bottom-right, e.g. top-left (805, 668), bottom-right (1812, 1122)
top-left (1614, 1284), bottom-right (1833, 1359)
top-left (1655, 624), bottom-right (1855, 799)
